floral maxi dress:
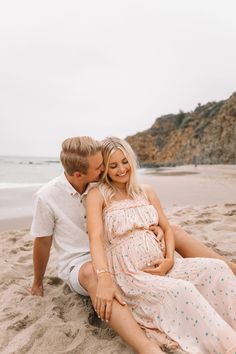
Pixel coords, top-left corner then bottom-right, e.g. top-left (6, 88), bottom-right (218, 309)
top-left (102, 194), bottom-right (236, 354)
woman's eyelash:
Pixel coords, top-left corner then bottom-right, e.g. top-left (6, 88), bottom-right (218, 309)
top-left (109, 161), bottom-right (128, 168)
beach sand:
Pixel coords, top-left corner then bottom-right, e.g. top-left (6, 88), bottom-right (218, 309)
top-left (0, 165), bottom-right (236, 354)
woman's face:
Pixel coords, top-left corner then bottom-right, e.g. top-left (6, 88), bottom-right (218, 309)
top-left (107, 149), bottom-right (131, 185)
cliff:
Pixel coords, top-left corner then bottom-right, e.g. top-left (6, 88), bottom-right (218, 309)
top-left (126, 92), bottom-right (236, 166)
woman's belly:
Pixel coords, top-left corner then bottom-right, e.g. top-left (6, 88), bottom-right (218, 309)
top-left (106, 230), bottom-right (164, 274)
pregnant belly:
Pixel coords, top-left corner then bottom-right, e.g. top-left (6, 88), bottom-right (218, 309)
top-left (106, 230), bottom-right (164, 274)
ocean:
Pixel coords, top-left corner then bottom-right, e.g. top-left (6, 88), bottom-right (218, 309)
top-left (0, 155), bottom-right (151, 190)
top-left (0, 155), bottom-right (63, 188)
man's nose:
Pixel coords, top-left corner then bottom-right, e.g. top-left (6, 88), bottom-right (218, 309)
top-left (100, 164), bottom-right (105, 172)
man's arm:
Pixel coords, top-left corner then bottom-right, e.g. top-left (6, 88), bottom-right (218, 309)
top-left (142, 185), bottom-right (175, 276)
top-left (30, 236), bottom-right (52, 296)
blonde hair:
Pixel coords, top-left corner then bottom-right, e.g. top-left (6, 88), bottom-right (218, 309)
top-left (100, 137), bottom-right (143, 201)
top-left (60, 136), bottom-right (101, 175)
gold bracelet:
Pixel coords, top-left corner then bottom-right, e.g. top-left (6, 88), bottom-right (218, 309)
top-left (96, 269), bottom-right (110, 276)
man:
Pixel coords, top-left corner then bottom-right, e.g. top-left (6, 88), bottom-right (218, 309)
top-left (30, 136), bottom-right (236, 354)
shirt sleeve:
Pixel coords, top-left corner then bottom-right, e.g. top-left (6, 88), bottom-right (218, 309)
top-left (30, 194), bottom-right (54, 238)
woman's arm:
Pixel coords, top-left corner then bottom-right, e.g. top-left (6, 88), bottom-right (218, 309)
top-left (86, 188), bottom-right (126, 321)
top-left (142, 184), bottom-right (175, 275)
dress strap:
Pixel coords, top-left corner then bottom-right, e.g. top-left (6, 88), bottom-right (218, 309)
top-left (98, 183), bottom-right (109, 207)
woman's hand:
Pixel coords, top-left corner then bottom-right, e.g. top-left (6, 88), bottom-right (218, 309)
top-left (142, 258), bottom-right (174, 276)
top-left (95, 274), bottom-right (126, 322)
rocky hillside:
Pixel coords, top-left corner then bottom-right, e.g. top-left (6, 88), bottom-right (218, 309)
top-left (126, 92), bottom-right (236, 166)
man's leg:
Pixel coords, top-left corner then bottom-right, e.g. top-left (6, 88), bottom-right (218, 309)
top-left (79, 262), bottom-right (164, 354)
top-left (172, 224), bottom-right (236, 274)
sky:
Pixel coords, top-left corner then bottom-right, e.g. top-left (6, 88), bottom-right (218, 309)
top-left (0, 0), bottom-right (236, 157)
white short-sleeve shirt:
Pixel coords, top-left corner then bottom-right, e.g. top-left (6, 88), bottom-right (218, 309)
top-left (31, 173), bottom-right (94, 282)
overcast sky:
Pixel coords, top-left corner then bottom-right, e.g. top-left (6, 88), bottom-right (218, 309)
top-left (1, 0), bottom-right (236, 157)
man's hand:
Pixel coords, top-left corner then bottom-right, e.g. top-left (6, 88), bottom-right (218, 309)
top-left (29, 281), bottom-right (44, 296)
top-left (30, 236), bottom-right (52, 297)
top-left (149, 224), bottom-right (166, 254)
top-left (149, 224), bottom-right (164, 241)
top-left (95, 274), bottom-right (126, 322)
top-left (142, 258), bottom-right (174, 276)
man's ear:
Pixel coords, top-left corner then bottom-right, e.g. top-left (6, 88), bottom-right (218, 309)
top-left (74, 171), bottom-right (83, 178)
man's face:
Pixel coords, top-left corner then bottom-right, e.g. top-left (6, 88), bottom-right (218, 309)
top-left (84, 152), bottom-right (104, 183)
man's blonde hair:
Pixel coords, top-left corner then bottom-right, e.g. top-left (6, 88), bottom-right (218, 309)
top-left (60, 136), bottom-right (101, 175)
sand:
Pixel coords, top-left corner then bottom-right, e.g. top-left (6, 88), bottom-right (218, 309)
top-left (0, 165), bottom-right (236, 354)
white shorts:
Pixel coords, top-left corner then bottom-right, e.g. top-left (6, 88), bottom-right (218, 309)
top-left (68, 254), bottom-right (91, 296)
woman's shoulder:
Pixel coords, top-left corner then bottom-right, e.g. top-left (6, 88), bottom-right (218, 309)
top-left (86, 185), bottom-right (103, 200)
top-left (87, 182), bottom-right (110, 205)
top-left (140, 183), bottom-right (156, 196)
top-left (140, 184), bottom-right (160, 204)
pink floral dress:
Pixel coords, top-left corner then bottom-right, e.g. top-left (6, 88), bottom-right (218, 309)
top-left (101, 192), bottom-right (236, 354)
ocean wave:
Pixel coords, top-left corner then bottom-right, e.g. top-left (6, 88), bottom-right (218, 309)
top-left (0, 183), bottom-right (43, 189)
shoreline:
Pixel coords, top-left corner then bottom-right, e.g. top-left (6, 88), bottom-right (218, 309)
top-left (1, 165), bottom-right (236, 232)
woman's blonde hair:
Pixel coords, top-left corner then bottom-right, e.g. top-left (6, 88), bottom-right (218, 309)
top-left (100, 137), bottom-right (143, 201)
top-left (60, 136), bottom-right (101, 175)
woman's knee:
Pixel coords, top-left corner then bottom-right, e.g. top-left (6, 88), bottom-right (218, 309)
top-left (171, 224), bottom-right (187, 249)
top-left (171, 224), bottom-right (181, 234)
top-left (205, 258), bottom-right (230, 272)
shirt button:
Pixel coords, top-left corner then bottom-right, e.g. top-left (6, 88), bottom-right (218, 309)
top-left (84, 215), bottom-right (87, 219)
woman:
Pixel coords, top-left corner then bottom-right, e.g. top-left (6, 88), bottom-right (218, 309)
top-left (86, 137), bottom-right (236, 354)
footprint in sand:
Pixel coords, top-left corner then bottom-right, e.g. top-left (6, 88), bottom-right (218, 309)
top-left (63, 283), bottom-right (72, 295)
top-left (92, 327), bottom-right (117, 340)
top-left (64, 328), bottom-right (80, 340)
top-left (19, 245), bottom-right (31, 251)
top-left (9, 237), bottom-right (17, 243)
top-left (1, 311), bottom-right (20, 323)
top-left (195, 218), bottom-right (217, 225)
top-left (196, 212), bottom-right (213, 218)
top-left (7, 314), bottom-right (34, 332)
top-left (212, 248), bottom-right (233, 257)
top-left (2, 325), bottom-right (47, 354)
top-left (46, 276), bottom-right (64, 286)
top-left (16, 254), bottom-right (31, 263)
top-left (213, 225), bottom-right (236, 232)
top-left (223, 209), bottom-right (236, 216)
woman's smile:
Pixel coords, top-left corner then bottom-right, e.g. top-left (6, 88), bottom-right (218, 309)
top-left (116, 171), bottom-right (128, 177)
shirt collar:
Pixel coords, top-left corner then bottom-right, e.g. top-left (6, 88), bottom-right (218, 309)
top-left (59, 173), bottom-right (97, 198)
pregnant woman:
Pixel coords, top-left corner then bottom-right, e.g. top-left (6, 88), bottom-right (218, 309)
top-left (86, 137), bottom-right (236, 354)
